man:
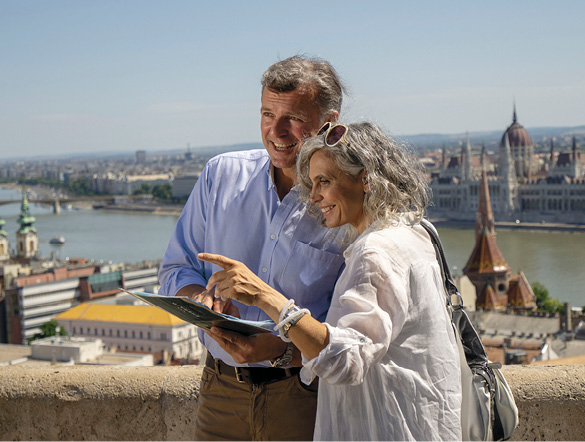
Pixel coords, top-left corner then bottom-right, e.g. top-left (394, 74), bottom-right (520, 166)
top-left (158, 55), bottom-right (348, 440)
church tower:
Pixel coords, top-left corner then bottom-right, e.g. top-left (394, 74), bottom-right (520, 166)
top-left (16, 189), bottom-right (38, 259)
top-left (463, 170), bottom-right (511, 310)
top-left (0, 217), bottom-right (9, 261)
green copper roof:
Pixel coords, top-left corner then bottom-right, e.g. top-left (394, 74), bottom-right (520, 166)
top-left (17, 188), bottom-right (36, 231)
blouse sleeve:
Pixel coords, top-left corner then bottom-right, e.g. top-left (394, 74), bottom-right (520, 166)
top-left (301, 245), bottom-right (410, 386)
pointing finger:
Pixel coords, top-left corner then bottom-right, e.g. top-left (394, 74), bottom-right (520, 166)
top-left (199, 252), bottom-right (237, 269)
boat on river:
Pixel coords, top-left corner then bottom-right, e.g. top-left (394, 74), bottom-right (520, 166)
top-left (49, 236), bottom-right (66, 245)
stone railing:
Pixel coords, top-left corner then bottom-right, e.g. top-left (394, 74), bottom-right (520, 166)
top-left (1, 364), bottom-right (584, 441)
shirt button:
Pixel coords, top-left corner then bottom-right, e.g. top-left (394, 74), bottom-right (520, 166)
top-left (262, 267), bottom-right (268, 273)
top-left (270, 234), bottom-right (276, 240)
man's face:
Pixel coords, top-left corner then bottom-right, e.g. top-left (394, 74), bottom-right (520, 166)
top-left (260, 88), bottom-right (323, 172)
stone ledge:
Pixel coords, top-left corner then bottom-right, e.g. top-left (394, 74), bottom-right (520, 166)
top-left (0, 364), bottom-right (584, 441)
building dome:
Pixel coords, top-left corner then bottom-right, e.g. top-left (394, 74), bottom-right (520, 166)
top-left (500, 107), bottom-right (532, 147)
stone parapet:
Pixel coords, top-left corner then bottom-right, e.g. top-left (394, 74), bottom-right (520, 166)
top-left (0, 364), bottom-right (584, 441)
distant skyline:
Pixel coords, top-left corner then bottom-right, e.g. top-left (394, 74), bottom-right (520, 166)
top-left (2, 0), bottom-right (584, 158)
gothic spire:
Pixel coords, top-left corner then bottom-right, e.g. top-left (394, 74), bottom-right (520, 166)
top-left (463, 133), bottom-right (472, 180)
top-left (477, 170), bottom-right (495, 237)
top-left (463, 169), bottom-right (511, 310)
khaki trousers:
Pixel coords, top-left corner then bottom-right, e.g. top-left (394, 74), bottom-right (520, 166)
top-left (194, 364), bottom-right (318, 441)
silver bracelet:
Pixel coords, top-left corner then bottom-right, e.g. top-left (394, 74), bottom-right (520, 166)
top-left (274, 300), bottom-right (311, 342)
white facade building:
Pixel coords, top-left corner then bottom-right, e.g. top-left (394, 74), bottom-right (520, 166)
top-left (55, 303), bottom-right (204, 364)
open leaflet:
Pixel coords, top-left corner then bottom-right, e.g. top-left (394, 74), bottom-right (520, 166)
top-left (123, 290), bottom-right (274, 336)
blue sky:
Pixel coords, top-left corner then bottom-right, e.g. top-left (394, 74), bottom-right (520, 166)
top-left (2, 0), bottom-right (584, 158)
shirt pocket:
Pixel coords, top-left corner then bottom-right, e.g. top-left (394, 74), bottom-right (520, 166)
top-left (278, 241), bottom-right (345, 310)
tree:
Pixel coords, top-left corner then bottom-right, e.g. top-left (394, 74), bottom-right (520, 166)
top-left (152, 183), bottom-right (172, 201)
top-left (532, 281), bottom-right (564, 314)
top-left (133, 182), bottom-right (152, 195)
top-left (532, 281), bottom-right (550, 307)
top-left (27, 320), bottom-right (66, 343)
top-left (542, 298), bottom-right (564, 314)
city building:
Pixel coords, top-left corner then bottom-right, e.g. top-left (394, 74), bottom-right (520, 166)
top-left (0, 337), bottom-right (154, 366)
top-left (0, 190), bottom-right (162, 345)
top-left (171, 174), bottom-right (199, 200)
top-left (0, 217), bottom-right (9, 261)
top-left (2, 262), bottom-right (162, 345)
top-left (54, 303), bottom-right (203, 364)
top-left (135, 150), bottom-right (147, 165)
top-left (428, 107), bottom-right (585, 224)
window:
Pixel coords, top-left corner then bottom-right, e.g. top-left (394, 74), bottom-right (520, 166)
top-left (117, 330), bottom-right (120, 337)
top-left (160, 333), bottom-right (167, 341)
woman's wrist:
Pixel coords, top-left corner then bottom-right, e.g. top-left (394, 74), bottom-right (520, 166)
top-left (257, 289), bottom-right (289, 323)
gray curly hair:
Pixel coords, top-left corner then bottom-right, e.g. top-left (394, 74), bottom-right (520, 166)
top-left (297, 122), bottom-right (430, 231)
top-left (261, 55), bottom-right (345, 121)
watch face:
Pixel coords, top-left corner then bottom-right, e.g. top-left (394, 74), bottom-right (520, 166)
top-left (271, 342), bottom-right (294, 368)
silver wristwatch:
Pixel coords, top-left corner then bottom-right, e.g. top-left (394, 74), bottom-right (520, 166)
top-left (281, 304), bottom-right (302, 338)
top-left (270, 341), bottom-right (294, 368)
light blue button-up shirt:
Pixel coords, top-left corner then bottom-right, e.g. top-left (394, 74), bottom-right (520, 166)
top-left (158, 149), bottom-right (348, 367)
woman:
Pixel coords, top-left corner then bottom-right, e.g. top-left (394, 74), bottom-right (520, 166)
top-left (200, 122), bottom-right (462, 441)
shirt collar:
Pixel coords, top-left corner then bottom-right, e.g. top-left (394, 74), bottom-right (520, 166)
top-left (266, 161), bottom-right (301, 196)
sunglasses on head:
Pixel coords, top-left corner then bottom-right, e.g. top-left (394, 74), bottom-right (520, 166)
top-left (317, 122), bottom-right (351, 149)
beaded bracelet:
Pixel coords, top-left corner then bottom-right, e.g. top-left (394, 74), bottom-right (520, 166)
top-left (274, 300), bottom-right (311, 342)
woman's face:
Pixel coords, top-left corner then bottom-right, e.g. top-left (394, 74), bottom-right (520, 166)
top-left (309, 149), bottom-right (368, 233)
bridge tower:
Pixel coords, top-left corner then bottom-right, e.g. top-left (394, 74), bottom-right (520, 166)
top-left (16, 189), bottom-right (38, 259)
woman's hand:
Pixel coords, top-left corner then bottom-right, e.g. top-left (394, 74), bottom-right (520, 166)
top-left (198, 252), bottom-right (280, 308)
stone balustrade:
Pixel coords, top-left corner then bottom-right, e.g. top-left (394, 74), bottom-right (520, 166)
top-left (0, 364), bottom-right (584, 441)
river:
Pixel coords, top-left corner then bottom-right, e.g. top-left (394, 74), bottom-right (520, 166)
top-left (1, 186), bottom-right (584, 308)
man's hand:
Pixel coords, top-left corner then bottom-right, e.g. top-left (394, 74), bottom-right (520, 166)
top-left (175, 284), bottom-right (240, 317)
top-left (198, 253), bottom-right (274, 307)
top-left (206, 326), bottom-right (288, 364)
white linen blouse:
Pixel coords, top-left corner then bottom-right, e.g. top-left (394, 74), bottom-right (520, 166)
top-left (301, 218), bottom-right (462, 441)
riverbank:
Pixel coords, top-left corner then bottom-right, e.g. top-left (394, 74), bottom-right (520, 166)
top-left (94, 204), bottom-right (183, 216)
top-left (430, 218), bottom-right (585, 233)
top-left (4, 184), bottom-right (584, 232)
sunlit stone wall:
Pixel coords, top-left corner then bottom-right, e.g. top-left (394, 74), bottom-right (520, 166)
top-left (0, 364), bottom-right (584, 441)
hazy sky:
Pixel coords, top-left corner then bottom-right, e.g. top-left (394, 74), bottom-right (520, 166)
top-left (2, 0), bottom-right (584, 158)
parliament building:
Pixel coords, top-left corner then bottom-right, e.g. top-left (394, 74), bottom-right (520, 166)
top-left (428, 108), bottom-right (585, 224)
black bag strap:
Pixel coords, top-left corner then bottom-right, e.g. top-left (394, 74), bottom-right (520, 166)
top-left (420, 219), bottom-right (462, 305)
top-left (420, 219), bottom-right (493, 368)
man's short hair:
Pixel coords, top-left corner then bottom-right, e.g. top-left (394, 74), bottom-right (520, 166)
top-left (262, 55), bottom-right (345, 121)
